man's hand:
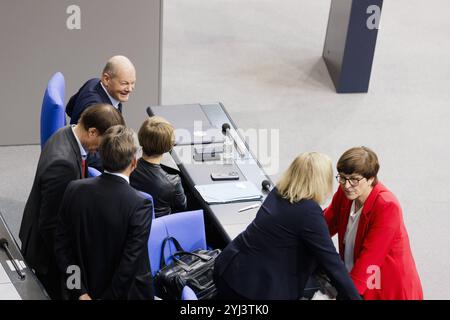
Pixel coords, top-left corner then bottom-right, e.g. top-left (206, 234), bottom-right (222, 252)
top-left (79, 294), bottom-right (92, 300)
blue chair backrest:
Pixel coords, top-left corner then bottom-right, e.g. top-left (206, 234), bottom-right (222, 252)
top-left (40, 72), bottom-right (66, 148)
top-left (139, 191), bottom-right (156, 220)
top-left (87, 167), bottom-right (101, 178)
top-left (148, 210), bottom-right (206, 277)
top-left (181, 285), bottom-right (198, 300)
top-left (148, 217), bottom-right (170, 277)
top-left (163, 210), bottom-right (207, 257)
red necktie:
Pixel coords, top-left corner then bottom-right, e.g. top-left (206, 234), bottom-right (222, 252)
top-left (81, 158), bottom-right (86, 179)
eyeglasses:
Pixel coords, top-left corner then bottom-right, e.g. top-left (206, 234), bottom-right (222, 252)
top-left (335, 174), bottom-right (365, 187)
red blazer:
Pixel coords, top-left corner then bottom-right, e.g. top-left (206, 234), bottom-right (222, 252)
top-left (324, 182), bottom-right (423, 300)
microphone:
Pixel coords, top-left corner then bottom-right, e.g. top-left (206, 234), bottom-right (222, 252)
top-left (261, 180), bottom-right (273, 192)
top-left (221, 123), bottom-right (246, 157)
top-left (0, 238), bottom-right (26, 280)
top-left (221, 123), bottom-right (231, 133)
top-left (0, 238), bottom-right (7, 246)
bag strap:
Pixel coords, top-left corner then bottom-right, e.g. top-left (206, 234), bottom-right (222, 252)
top-left (185, 277), bottom-right (215, 291)
top-left (172, 251), bottom-right (213, 262)
top-left (170, 251), bottom-right (214, 273)
top-left (159, 236), bottom-right (185, 269)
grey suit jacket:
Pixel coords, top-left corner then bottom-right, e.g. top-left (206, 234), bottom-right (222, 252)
top-left (19, 126), bottom-right (83, 275)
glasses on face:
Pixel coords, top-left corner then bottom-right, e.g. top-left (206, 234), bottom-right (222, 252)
top-left (335, 174), bottom-right (365, 187)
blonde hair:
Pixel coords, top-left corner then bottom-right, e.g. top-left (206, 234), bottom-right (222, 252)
top-left (276, 152), bottom-right (333, 204)
top-left (138, 116), bottom-right (175, 156)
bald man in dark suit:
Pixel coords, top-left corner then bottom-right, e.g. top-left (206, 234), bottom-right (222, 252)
top-left (66, 55), bottom-right (136, 124)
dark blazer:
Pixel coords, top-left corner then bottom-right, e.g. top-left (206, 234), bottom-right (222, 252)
top-left (66, 78), bottom-right (120, 125)
top-left (130, 158), bottom-right (187, 218)
top-left (214, 189), bottom-right (361, 300)
top-left (55, 173), bottom-right (154, 300)
top-left (19, 126), bottom-right (84, 276)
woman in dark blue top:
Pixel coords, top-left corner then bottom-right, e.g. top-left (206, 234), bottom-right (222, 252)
top-left (213, 152), bottom-right (361, 300)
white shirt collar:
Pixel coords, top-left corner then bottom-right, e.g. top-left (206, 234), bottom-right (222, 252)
top-left (71, 125), bottom-right (88, 160)
top-left (104, 170), bottom-right (130, 184)
top-left (350, 201), bottom-right (363, 219)
top-left (100, 81), bottom-right (120, 108)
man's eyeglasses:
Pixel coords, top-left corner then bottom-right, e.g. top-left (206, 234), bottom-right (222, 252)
top-left (335, 174), bottom-right (365, 187)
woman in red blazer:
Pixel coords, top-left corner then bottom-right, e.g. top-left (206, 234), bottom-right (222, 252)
top-left (324, 146), bottom-right (423, 300)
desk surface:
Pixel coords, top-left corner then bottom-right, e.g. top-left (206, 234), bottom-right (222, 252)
top-left (0, 212), bottom-right (49, 300)
top-left (148, 103), bottom-right (274, 244)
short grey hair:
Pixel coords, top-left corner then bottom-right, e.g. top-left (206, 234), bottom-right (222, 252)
top-left (99, 125), bottom-right (139, 173)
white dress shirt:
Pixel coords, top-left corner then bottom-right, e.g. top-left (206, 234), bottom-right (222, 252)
top-left (343, 201), bottom-right (363, 272)
top-left (71, 125), bottom-right (87, 161)
top-left (104, 170), bottom-right (130, 184)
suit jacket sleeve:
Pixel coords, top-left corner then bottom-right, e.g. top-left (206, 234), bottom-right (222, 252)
top-left (349, 199), bottom-right (401, 295)
top-left (65, 93), bottom-right (77, 117)
top-left (300, 206), bottom-right (360, 300)
top-left (101, 198), bottom-right (153, 299)
top-left (54, 182), bottom-right (88, 298)
top-left (39, 159), bottom-right (79, 256)
top-left (70, 95), bottom-right (106, 125)
top-left (323, 190), bottom-right (340, 237)
top-left (66, 79), bottom-right (103, 120)
top-left (170, 175), bottom-right (187, 212)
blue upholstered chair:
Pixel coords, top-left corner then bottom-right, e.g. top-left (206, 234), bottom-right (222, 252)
top-left (147, 210), bottom-right (206, 277)
top-left (181, 285), bottom-right (198, 300)
top-left (163, 210), bottom-right (207, 257)
top-left (139, 191), bottom-right (156, 220)
top-left (87, 166), bottom-right (101, 177)
top-left (148, 216), bottom-right (169, 278)
top-left (40, 72), bottom-right (66, 148)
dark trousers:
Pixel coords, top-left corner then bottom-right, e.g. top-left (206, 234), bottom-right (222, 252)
top-left (35, 263), bottom-right (62, 300)
top-left (214, 274), bottom-right (248, 300)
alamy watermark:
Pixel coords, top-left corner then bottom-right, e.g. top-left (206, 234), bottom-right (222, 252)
top-left (174, 121), bottom-right (280, 176)
top-left (367, 5), bottom-right (381, 30)
top-left (366, 265), bottom-right (381, 290)
top-left (66, 5), bottom-right (81, 30)
top-left (66, 265), bottom-right (81, 290)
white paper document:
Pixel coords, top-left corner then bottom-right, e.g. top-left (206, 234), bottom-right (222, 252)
top-left (195, 181), bottom-right (263, 204)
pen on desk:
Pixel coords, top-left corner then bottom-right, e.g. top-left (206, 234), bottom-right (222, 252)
top-left (238, 204), bottom-right (261, 213)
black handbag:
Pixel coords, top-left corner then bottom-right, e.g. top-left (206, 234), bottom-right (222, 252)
top-left (154, 236), bottom-right (221, 300)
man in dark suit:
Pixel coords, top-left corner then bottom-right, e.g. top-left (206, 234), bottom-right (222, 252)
top-left (55, 126), bottom-right (154, 300)
top-left (19, 104), bottom-right (125, 299)
top-left (66, 55), bottom-right (136, 124)
top-left (66, 55), bottom-right (136, 171)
